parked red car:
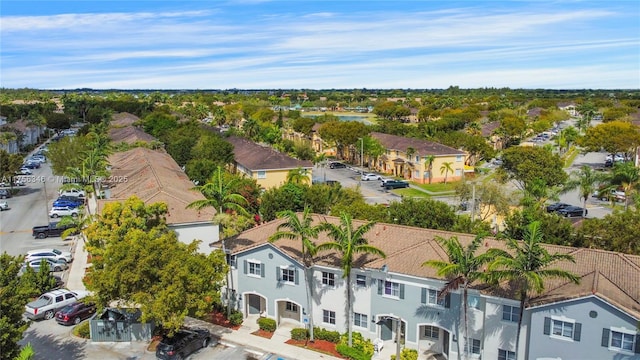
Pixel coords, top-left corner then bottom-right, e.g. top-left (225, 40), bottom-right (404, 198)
top-left (55, 301), bottom-right (96, 325)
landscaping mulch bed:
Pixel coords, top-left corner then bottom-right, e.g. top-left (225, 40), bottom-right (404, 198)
top-left (251, 329), bottom-right (274, 339)
top-left (285, 339), bottom-right (346, 359)
top-left (201, 310), bottom-right (242, 330)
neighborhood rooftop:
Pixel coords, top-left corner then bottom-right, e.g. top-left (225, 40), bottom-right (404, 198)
top-left (226, 214), bottom-right (640, 319)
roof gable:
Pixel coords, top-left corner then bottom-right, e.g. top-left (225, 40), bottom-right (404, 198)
top-left (370, 132), bottom-right (465, 156)
top-left (225, 136), bottom-right (313, 171)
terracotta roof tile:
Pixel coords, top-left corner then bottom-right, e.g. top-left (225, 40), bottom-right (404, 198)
top-left (108, 126), bottom-right (157, 144)
top-left (227, 214), bottom-right (640, 318)
top-left (225, 136), bottom-right (313, 171)
top-left (370, 132), bottom-right (465, 156)
top-left (97, 148), bottom-right (215, 225)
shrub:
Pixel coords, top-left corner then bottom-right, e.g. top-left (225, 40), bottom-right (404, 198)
top-left (291, 328), bottom-right (309, 341)
top-left (257, 317), bottom-right (276, 332)
top-left (390, 348), bottom-right (418, 360)
top-left (313, 327), bottom-right (341, 343)
top-left (228, 311), bottom-right (244, 326)
top-left (338, 331), bottom-right (374, 358)
top-left (336, 344), bottom-right (371, 360)
top-left (73, 321), bottom-right (91, 339)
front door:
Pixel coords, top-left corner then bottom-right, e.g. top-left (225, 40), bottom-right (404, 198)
top-left (248, 295), bottom-right (261, 315)
top-left (380, 319), bottom-right (393, 340)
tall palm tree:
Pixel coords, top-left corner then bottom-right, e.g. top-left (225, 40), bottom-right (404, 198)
top-left (562, 165), bottom-right (607, 217)
top-left (286, 167), bottom-right (311, 185)
top-left (423, 235), bottom-right (507, 360)
top-left (187, 166), bottom-right (249, 216)
top-left (489, 222), bottom-right (580, 360)
top-left (608, 162), bottom-right (640, 210)
top-left (424, 155), bottom-right (436, 184)
top-left (440, 161), bottom-right (454, 184)
top-left (405, 147), bottom-right (416, 179)
top-left (316, 212), bottom-right (386, 347)
top-left (268, 207), bottom-right (321, 342)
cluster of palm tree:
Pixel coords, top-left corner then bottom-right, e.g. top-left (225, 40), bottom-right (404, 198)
top-left (563, 161), bottom-right (640, 215)
top-left (62, 129), bottom-right (111, 197)
top-left (424, 222), bottom-right (579, 360)
top-left (269, 208), bottom-right (386, 348)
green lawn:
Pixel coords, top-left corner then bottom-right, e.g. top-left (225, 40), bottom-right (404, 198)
top-left (393, 187), bottom-right (430, 198)
top-left (415, 181), bottom-right (458, 193)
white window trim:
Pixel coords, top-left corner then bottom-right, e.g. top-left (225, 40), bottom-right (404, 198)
top-left (322, 272), bottom-right (336, 287)
top-left (425, 288), bottom-right (446, 308)
top-left (502, 304), bottom-right (520, 323)
top-left (257, 171), bottom-right (266, 179)
top-left (356, 274), bottom-right (367, 287)
top-left (383, 280), bottom-right (400, 299)
top-left (424, 325), bottom-right (439, 339)
top-left (279, 266), bottom-right (295, 285)
top-left (322, 309), bottom-right (337, 326)
top-left (247, 260), bottom-right (262, 278)
top-left (608, 326), bottom-right (636, 353)
top-left (353, 313), bottom-right (368, 328)
top-left (549, 315), bottom-right (575, 341)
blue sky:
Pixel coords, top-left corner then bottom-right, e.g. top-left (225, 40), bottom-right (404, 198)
top-left (1, 1), bottom-right (639, 90)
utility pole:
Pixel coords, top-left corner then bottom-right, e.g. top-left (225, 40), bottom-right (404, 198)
top-left (470, 182), bottom-right (476, 222)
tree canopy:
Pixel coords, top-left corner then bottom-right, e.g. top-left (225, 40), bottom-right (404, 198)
top-left (83, 197), bottom-right (228, 334)
top-left (497, 146), bottom-right (567, 194)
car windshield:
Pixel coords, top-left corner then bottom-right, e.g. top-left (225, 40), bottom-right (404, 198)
top-left (160, 331), bottom-right (191, 346)
top-left (52, 249), bottom-right (61, 255)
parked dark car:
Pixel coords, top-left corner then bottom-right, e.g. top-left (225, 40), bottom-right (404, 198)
top-left (32, 222), bottom-right (77, 239)
top-left (55, 301), bottom-right (96, 325)
top-left (156, 328), bottom-right (212, 360)
top-left (546, 202), bottom-right (571, 213)
top-left (329, 161), bottom-right (347, 169)
top-left (557, 206), bottom-right (587, 217)
top-left (382, 180), bottom-right (410, 190)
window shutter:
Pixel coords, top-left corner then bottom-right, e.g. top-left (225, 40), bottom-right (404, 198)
top-left (421, 288), bottom-right (427, 304)
top-left (444, 294), bottom-right (451, 308)
top-left (399, 284), bottom-right (405, 299)
top-left (573, 323), bottom-right (581, 341)
top-left (295, 269), bottom-right (299, 285)
top-left (243, 260), bottom-right (247, 274)
top-left (260, 263), bottom-right (265, 278)
top-left (377, 280), bottom-right (383, 295)
top-left (635, 334), bottom-right (640, 354)
top-left (601, 328), bottom-right (610, 347)
top-left (543, 317), bottom-right (551, 335)
top-left (277, 267), bottom-right (281, 281)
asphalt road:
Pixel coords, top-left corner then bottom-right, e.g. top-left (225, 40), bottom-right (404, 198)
top-left (0, 159), bottom-right (71, 258)
top-left (314, 163), bottom-right (403, 205)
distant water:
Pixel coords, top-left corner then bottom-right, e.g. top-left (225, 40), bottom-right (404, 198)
top-left (303, 114), bottom-right (373, 125)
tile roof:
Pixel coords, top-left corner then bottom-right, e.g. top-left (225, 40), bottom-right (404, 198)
top-left (111, 112), bottom-right (141, 127)
top-left (225, 136), bottom-right (313, 171)
top-left (370, 132), bottom-right (465, 156)
top-left (97, 148), bottom-right (215, 225)
top-left (481, 121), bottom-right (501, 137)
top-left (108, 126), bottom-right (157, 144)
top-left (227, 214), bottom-right (640, 319)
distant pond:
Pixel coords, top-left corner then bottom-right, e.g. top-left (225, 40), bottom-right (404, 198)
top-left (303, 114), bottom-right (374, 125)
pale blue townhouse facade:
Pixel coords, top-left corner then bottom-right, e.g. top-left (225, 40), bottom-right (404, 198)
top-left (223, 215), bottom-right (640, 360)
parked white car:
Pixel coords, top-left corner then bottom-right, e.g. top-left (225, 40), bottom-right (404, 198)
top-left (23, 258), bottom-right (69, 272)
top-left (26, 248), bottom-right (73, 263)
top-left (361, 173), bottom-right (382, 181)
top-left (49, 206), bottom-right (81, 218)
top-left (18, 167), bottom-right (32, 175)
top-left (0, 201), bottom-right (9, 211)
top-left (59, 188), bottom-right (85, 198)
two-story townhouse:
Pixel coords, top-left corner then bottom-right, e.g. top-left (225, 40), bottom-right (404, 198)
top-left (224, 136), bottom-right (313, 189)
top-left (223, 215), bottom-right (640, 360)
top-left (369, 132), bottom-right (469, 184)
